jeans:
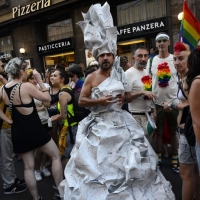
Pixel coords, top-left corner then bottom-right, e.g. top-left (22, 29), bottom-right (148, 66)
top-left (0, 128), bottom-right (17, 189)
top-left (64, 125), bottom-right (78, 158)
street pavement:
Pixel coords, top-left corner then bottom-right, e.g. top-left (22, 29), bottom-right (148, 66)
top-left (0, 145), bottom-right (182, 200)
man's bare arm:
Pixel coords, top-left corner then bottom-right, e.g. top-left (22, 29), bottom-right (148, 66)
top-left (79, 75), bottom-right (114, 107)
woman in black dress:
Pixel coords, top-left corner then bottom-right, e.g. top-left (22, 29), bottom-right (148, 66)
top-left (0, 57), bottom-right (63, 200)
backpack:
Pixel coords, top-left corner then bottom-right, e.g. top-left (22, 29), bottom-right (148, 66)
top-left (61, 87), bottom-right (89, 123)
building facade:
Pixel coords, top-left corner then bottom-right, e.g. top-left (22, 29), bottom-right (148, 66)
top-left (0, 0), bottom-right (199, 71)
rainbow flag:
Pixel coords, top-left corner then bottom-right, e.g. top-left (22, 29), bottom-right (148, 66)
top-left (179, 0), bottom-right (200, 50)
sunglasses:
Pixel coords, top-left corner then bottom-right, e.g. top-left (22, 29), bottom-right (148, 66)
top-left (157, 39), bottom-right (168, 43)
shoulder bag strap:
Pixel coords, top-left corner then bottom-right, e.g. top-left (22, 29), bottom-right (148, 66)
top-left (9, 82), bottom-right (22, 116)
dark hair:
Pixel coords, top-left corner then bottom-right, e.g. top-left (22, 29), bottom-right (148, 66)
top-left (132, 46), bottom-right (148, 55)
top-left (84, 66), bottom-right (98, 77)
top-left (55, 63), bottom-right (65, 70)
top-left (48, 69), bottom-right (55, 87)
top-left (120, 56), bottom-right (129, 71)
top-left (186, 48), bottom-right (200, 92)
top-left (55, 68), bottom-right (69, 85)
top-left (150, 47), bottom-right (155, 51)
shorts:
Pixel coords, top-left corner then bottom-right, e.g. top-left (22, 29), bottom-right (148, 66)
top-left (195, 142), bottom-right (200, 173)
top-left (132, 114), bottom-right (153, 143)
top-left (156, 104), bottom-right (178, 132)
top-left (178, 128), bottom-right (197, 164)
top-left (63, 125), bottom-right (78, 159)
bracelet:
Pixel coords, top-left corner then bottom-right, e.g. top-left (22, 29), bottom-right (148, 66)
top-left (42, 90), bottom-right (48, 93)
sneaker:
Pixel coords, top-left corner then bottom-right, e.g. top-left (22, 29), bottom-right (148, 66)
top-left (41, 166), bottom-right (51, 177)
top-left (53, 191), bottom-right (62, 200)
top-left (157, 162), bottom-right (162, 168)
top-left (34, 170), bottom-right (42, 181)
top-left (4, 182), bottom-right (27, 194)
top-left (172, 164), bottom-right (179, 174)
top-left (15, 178), bottom-right (26, 185)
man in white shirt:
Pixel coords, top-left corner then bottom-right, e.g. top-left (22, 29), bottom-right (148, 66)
top-left (125, 46), bottom-right (157, 143)
top-left (146, 32), bottom-right (179, 173)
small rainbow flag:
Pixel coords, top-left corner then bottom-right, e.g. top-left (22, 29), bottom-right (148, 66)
top-left (179, 0), bottom-right (200, 50)
top-left (141, 75), bottom-right (152, 91)
top-left (141, 75), bottom-right (152, 100)
top-left (157, 62), bottom-right (171, 87)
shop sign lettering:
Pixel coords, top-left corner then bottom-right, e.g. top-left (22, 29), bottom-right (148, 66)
top-left (117, 17), bottom-right (167, 38)
top-left (38, 41), bottom-right (71, 52)
top-left (12, 0), bottom-right (51, 18)
top-left (36, 38), bottom-right (74, 54)
top-left (0, 52), bottom-right (12, 60)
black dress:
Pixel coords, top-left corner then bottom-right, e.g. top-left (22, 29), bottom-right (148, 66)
top-left (3, 83), bottom-right (51, 153)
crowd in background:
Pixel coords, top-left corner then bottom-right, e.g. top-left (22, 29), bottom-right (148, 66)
top-left (0, 31), bottom-right (200, 200)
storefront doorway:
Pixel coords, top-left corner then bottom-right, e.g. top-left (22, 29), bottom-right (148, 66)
top-left (117, 38), bottom-right (147, 66)
top-left (44, 51), bottom-right (75, 70)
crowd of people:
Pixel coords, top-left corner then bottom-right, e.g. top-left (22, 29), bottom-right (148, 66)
top-left (0, 2), bottom-right (200, 200)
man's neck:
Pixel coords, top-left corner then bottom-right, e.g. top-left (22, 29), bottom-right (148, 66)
top-left (133, 65), bottom-right (143, 71)
top-left (158, 51), bottom-right (170, 58)
top-left (99, 68), bottom-right (112, 77)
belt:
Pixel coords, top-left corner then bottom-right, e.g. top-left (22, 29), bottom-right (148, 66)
top-left (131, 112), bottom-right (151, 116)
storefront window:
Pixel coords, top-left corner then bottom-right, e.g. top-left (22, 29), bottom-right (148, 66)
top-left (0, 36), bottom-right (13, 52)
top-left (117, 38), bottom-right (147, 66)
top-left (47, 19), bottom-right (73, 42)
top-left (44, 51), bottom-right (75, 70)
top-left (117, 0), bottom-right (166, 26)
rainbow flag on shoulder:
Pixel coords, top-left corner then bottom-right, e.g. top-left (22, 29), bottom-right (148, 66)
top-left (179, 0), bottom-right (200, 50)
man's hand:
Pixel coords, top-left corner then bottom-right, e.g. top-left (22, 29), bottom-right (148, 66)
top-left (162, 102), bottom-right (172, 112)
top-left (99, 95), bottom-right (117, 106)
top-left (115, 93), bottom-right (125, 108)
top-left (143, 91), bottom-right (157, 100)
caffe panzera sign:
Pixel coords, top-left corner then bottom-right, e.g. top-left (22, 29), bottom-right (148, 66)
top-left (12, 0), bottom-right (50, 18)
top-left (117, 17), bottom-right (167, 39)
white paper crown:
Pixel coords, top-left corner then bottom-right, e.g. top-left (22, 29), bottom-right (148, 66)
top-left (77, 2), bottom-right (117, 59)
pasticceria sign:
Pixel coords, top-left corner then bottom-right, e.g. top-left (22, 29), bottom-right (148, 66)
top-left (12, 0), bottom-right (51, 18)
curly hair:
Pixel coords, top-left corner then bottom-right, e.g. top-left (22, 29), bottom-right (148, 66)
top-left (26, 69), bottom-right (33, 81)
top-left (186, 48), bottom-right (200, 92)
top-left (5, 57), bottom-right (27, 79)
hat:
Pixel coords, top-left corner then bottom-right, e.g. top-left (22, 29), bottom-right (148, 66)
top-left (88, 60), bottom-right (99, 67)
top-left (68, 64), bottom-right (82, 74)
top-left (77, 2), bottom-right (117, 59)
top-left (156, 33), bottom-right (170, 41)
